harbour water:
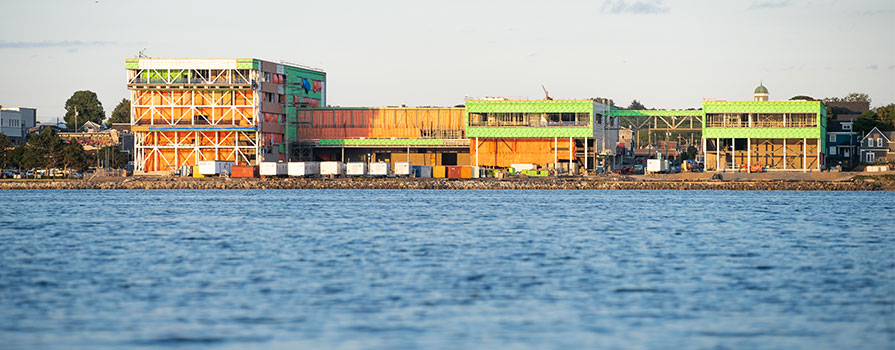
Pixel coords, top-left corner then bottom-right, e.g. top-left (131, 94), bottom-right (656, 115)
top-left (1, 190), bottom-right (893, 349)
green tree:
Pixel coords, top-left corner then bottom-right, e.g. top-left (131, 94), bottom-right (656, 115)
top-left (874, 104), bottom-right (895, 128)
top-left (824, 92), bottom-right (871, 104)
top-left (9, 144), bottom-right (26, 170)
top-left (106, 98), bottom-right (130, 125)
top-left (789, 95), bottom-right (817, 101)
top-left (96, 146), bottom-right (129, 169)
top-left (60, 142), bottom-right (89, 175)
top-left (22, 127), bottom-right (62, 171)
top-left (854, 110), bottom-right (892, 134)
top-left (0, 133), bottom-right (11, 168)
top-left (64, 90), bottom-right (105, 131)
top-left (627, 99), bottom-right (646, 110)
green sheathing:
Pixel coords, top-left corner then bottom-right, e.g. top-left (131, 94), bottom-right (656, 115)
top-left (319, 139), bottom-right (446, 146)
top-left (702, 101), bottom-right (826, 151)
top-left (464, 100), bottom-right (594, 138)
top-left (125, 59), bottom-right (138, 69)
top-left (281, 62), bottom-right (327, 146)
top-left (236, 59), bottom-right (254, 69)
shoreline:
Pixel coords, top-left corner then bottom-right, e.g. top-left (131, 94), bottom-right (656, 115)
top-left (0, 176), bottom-right (888, 191)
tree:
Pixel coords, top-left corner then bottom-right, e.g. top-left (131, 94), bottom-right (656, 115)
top-left (106, 98), bottom-right (130, 125)
top-left (627, 99), bottom-right (646, 110)
top-left (96, 146), bottom-right (129, 169)
top-left (9, 145), bottom-right (26, 170)
top-left (824, 92), bottom-right (871, 104)
top-left (64, 90), bottom-right (105, 131)
top-left (789, 95), bottom-right (817, 101)
top-left (0, 133), bottom-right (11, 168)
top-left (60, 142), bottom-right (89, 175)
top-left (22, 127), bottom-right (62, 171)
top-left (854, 110), bottom-right (892, 134)
top-left (874, 104), bottom-right (895, 128)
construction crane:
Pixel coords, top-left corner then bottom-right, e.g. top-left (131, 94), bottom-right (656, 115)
top-left (542, 85), bottom-right (553, 100)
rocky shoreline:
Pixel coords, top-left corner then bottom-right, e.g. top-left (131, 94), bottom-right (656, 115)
top-left (0, 177), bottom-right (885, 191)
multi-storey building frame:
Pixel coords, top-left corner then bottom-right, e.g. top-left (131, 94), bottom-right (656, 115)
top-left (126, 58), bottom-right (325, 173)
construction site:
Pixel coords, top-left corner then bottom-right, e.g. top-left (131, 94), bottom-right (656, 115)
top-left (124, 59), bottom-right (830, 176)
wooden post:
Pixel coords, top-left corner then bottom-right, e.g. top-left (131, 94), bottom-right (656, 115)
top-left (475, 137), bottom-right (479, 167)
top-left (783, 139), bottom-right (787, 170)
top-left (803, 138), bottom-right (807, 172)
top-left (584, 137), bottom-right (588, 170)
top-left (747, 138), bottom-right (751, 172)
top-left (554, 137), bottom-right (558, 171)
top-left (716, 138), bottom-right (720, 171)
top-left (569, 137), bottom-right (573, 174)
top-left (731, 138), bottom-right (735, 171)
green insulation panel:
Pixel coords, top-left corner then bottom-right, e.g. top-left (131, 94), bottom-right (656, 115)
top-left (237, 59), bottom-right (254, 69)
top-left (465, 100), bottom-right (595, 138)
top-left (319, 139), bottom-right (446, 146)
top-left (702, 128), bottom-right (821, 139)
top-left (125, 59), bottom-right (138, 69)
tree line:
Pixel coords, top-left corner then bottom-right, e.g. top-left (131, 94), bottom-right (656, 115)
top-left (62, 90), bottom-right (130, 131)
top-left (0, 128), bottom-right (89, 174)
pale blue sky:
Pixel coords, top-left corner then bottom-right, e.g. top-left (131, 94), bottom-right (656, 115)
top-left (1, 0), bottom-right (893, 122)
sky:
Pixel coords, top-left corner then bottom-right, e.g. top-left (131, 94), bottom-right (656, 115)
top-left (0, 0), bottom-right (893, 122)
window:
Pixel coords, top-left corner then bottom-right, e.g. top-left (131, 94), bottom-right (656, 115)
top-left (829, 134), bottom-right (836, 142)
top-left (829, 146), bottom-right (836, 155)
top-left (878, 138), bottom-right (884, 147)
top-left (844, 149), bottom-right (850, 157)
top-left (868, 138), bottom-right (874, 147)
top-left (866, 152), bottom-right (875, 163)
top-left (843, 123), bottom-right (852, 130)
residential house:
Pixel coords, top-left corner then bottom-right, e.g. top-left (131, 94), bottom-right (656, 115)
top-left (859, 127), bottom-right (894, 163)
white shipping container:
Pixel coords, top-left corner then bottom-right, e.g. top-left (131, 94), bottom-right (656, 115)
top-left (368, 162), bottom-right (389, 176)
top-left (346, 162), bottom-right (367, 176)
top-left (646, 159), bottom-right (669, 174)
top-left (510, 163), bottom-right (537, 171)
top-left (260, 162), bottom-right (288, 176)
top-left (866, 165), bottom-right (890, 172)
top-left (320, 161), bottom-right (344, 176)
top-left (198, 160), bottom-right (234, 176)
top-left (395, 162), bottom-right (412, 176)
top-left (471, 166), bottom-right (480, 179)
top-left (288, 162), bottom-right (320, 177)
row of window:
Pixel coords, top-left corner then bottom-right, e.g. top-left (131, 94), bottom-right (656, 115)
top-left (1, 119), bottom-right (22, 127)
top-left (865, 138), bottom-right (885, 148)
top-left (468, 112), bottom-right (590, 127)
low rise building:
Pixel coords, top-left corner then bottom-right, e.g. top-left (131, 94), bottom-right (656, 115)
top-left (0, 106), bottom-right (37, 145)
top-left (703, 84), bottom-right (826, 172)
top-left (859, 127), bottom-right (894, 163)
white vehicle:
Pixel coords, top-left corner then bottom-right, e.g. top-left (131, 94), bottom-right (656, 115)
top-left (197, 161), bottom-right (234, 176)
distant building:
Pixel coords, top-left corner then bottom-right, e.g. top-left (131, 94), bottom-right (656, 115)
top-left (126, 58), bottom-right (326, 173)
top-left (0, 106), bottom-right (37, 145)
top-left (80, 121), bottom-right (103, 133)
top-left (824, 101), bottom-right (867, 169)
top-left (859, 127), bottom-right (894, 163)
top-left (703, 84), bottom-right (826, 171)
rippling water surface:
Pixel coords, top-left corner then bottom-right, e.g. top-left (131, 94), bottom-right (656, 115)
top-left (1, 190), bottom-right (893, 349)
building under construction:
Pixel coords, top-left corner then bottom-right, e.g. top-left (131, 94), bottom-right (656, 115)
top-left (465, 98), bottom-right (617, 171)
top-left (702, 85), bottom-right (826, 171)
top-left (293, 107), bottom-right (469, 167)
top-left (125, 58), bottom-right (325, 173)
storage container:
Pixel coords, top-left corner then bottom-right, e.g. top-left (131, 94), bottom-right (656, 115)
top-left (231, 165), bottom-right (258, 178)
top-left (192, 165), bottom-right (204, 178)
top-left (395, 162), bottom-right (412, 176)
top-left (260, 162), bottom-right (288, 177)
top-left (198, 160), bottom-right (234, 176)
top-left (510, 163), bottom-right (537, 171)
top-left (320, 161), bottom-right (344, 176)
top-left (412, 165), bottom-right (433, 178)
top-left (471, 166), bottom-right (480, 179)
top-left (288, 162), bottom-right (320, 177)
top-left (346, 162), bottom-right (367, 176)
top-left (447, 166), bottom-right (462, 179)
top-left (460, 166), bottom-right (472, 179)
top-left (433, 166), bottom-right (446, 178)
top-left (368, 162), bottom-right (389, 177)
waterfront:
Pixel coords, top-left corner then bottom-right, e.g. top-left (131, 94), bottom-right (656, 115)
top-left (1, 190), bottom-right (893, 349)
